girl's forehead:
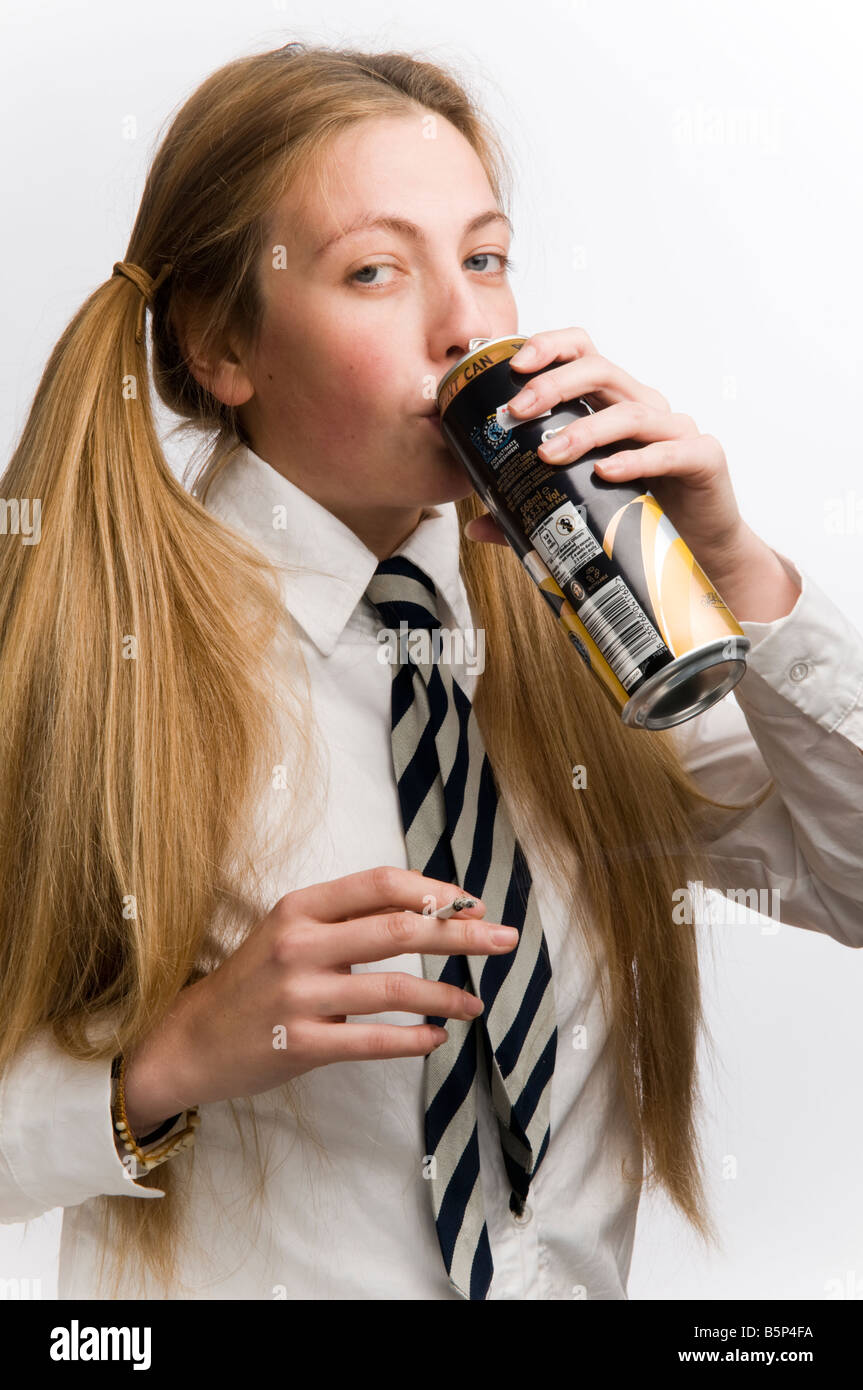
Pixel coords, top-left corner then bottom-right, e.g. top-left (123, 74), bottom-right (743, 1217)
top-left (259, 117), bottom-right (499, 279)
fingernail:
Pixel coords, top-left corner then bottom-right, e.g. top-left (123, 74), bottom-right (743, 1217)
top-left (597, 458), bottom-right (623, 472)
top-left (491, 927), bottom-right (519, 944)
top-left (510, 388), bottom-right (536, 412)
top-left (541, 434), bottom-right (569, 459)
top-left (510, 344), bottom-right (535, 365)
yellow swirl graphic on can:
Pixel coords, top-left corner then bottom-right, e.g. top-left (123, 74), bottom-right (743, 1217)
top-left (603, 493), bottom-right (744, 656)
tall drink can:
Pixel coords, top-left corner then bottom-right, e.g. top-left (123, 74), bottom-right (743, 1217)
top-left (436, 335), bottom-right (749, 729)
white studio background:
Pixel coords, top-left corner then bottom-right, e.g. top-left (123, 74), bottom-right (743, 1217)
top-left (1, 0), bottom-right (861, 1302)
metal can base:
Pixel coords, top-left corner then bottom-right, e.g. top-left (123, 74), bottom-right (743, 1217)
top-left (621, 637), bottom-right (751, 730)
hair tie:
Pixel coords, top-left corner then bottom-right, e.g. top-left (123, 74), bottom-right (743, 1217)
top-left (111, 260), bottom-right (173, 345)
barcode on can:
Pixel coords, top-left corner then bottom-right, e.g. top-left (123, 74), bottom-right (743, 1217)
top-left (576, 577), bottom-right (666, 690)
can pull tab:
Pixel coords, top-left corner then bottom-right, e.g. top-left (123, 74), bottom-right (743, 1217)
top-left (468, 336), bottom-right (491, 351)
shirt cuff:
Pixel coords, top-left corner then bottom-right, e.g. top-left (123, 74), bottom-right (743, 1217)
top-left (0, 1025), bottom-right (166, 1217)
top-left (734, 548), bottom-right (863, 742)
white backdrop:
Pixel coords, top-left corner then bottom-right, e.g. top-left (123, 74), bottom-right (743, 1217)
top-left (1, 0), bottom-right (861, 1301)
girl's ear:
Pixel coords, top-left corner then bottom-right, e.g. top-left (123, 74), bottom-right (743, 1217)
top-left (188, 349), bottom-right (255, 408)
top-left (174, 298), bottom-right (255, 407)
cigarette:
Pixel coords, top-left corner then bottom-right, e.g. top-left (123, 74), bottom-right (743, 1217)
top-left (432, 896), bottom-right (479, 919)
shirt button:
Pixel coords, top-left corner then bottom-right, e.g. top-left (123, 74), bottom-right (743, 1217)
top-left (511, 1201), bottom-right (533, 1225)
top-left (789, 661), bottom-right (810, 681)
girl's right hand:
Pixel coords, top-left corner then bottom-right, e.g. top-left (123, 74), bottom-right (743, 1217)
top-left (121, 865), bottom-right (519, 1133)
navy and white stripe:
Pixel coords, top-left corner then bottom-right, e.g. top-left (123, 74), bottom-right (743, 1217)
top-left (365, 556), bottom-right (557, 1301)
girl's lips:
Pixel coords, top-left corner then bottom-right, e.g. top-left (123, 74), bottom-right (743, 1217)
top-left (424, 413), bottom-right (442, 431)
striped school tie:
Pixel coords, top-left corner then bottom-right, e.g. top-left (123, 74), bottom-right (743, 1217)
top-left (365, 555), bottom-right (558, 1301)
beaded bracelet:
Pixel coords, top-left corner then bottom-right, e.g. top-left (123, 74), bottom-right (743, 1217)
top-left (110, 1053), bottom-right (200, 1174)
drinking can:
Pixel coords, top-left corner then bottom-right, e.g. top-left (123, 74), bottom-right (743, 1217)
top-left (436, 335), bottom-right (749, 729)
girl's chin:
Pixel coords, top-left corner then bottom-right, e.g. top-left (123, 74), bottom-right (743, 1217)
top-left (422, 458), bottom-right (476, 506)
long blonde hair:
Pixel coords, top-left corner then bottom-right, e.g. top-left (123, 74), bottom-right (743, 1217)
top-left (0, 41), bottom-right (772, 1296)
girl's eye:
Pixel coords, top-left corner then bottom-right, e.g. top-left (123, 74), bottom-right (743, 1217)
top-left (347, 251), bottom-right (515, 291)
top-left (349, 263), bottom-right (397, 289)
top-left (465, 252), bottom-right (514, 276)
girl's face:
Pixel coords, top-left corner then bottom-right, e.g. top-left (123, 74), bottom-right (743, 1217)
top-left (234, 113), bottom-right (518, 556)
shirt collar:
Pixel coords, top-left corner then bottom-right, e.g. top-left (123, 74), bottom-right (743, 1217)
top-left (201, 442), bottom-right (466, 657)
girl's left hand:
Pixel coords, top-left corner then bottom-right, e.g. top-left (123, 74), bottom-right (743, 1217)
top-left (462, 326), bottom-right (748, 582)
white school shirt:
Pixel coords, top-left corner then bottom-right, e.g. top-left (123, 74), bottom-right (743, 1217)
top-left (1, 442), bottom-right (862, 1301)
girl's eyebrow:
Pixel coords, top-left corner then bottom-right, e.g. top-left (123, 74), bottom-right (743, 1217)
top-left (311, 208), bottom-right (513, 260)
